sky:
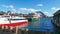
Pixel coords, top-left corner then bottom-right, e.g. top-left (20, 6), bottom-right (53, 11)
top-left (0, 0), bottom-right (60, 16)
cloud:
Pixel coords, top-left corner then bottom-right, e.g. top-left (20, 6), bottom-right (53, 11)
top-left (9, 5), bottom-right (14, 9)
top-left (37, 4), bottom-right (43, 6)
top-left (19, 8), bottom-right (27, 11)
top-left (19, 8), bottom-right (41, 13)
top-left (2, 5), bottom-right (9, 8)
top-left (2, 5), bottom-right (14, 9)
top-left (2, 5), bottom-right (41, 14)
top-left (12, 9), bottom-right (16, 13)
top-left (2, 5), bottom-right (16, 13)
top-left (51, 7), bottom-right (60, 11)
top-left (44, 12), bottom-right (53, 16)
top-left (28, 8), bottom-right (38, 12)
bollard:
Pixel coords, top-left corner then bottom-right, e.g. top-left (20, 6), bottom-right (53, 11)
top-left (10, 26), bottom-right (13, 30)
top-left (5, 26), bottom-right (8, 29)
top-left (2, 26), bottom-right (4, 29)
top-left (15, 26), bottom-right (19, 34)
top-left (26, 28), bottom-right (28, 34)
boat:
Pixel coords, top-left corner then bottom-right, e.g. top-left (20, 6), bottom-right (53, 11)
top-left (0, 15), bottom-right (28, 29)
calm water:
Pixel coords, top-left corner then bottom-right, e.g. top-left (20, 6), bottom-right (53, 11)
top-left (28, 17), bottom-right (54, 32)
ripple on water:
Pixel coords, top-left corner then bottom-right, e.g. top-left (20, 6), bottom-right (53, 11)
top-left (28, 17), bottom-right (54, 32)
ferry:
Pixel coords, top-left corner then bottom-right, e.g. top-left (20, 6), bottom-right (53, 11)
top-left (0, 15), bottom-right (28, 29)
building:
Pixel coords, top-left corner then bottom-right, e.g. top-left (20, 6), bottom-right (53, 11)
top-left (0, 11), bottom-right (6, 15)
top-left (0, 11), bottom-right (40, 18)
top-left (52, 10), bottom-right (60, 34)
top-left (53, 10), bottom-right (60, 27)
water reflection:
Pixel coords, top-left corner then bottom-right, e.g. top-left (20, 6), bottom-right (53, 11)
top-left (28, 17), bottom-right (55, 34)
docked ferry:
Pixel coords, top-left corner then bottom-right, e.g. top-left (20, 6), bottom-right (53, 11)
top-left (0, 15), bottom-right (28, 29)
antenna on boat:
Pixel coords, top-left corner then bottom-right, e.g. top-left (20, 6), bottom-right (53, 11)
top-left (7, 11), bottom-right (11, 24)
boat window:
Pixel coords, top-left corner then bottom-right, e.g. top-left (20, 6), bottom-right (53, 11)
top-left (8, 19), bottom-right (26, 21)
top-left (2, 16), bottom-right (10, 18)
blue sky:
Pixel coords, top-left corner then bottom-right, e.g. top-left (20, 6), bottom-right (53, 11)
top-left (0, 0), bottom-right (60, 16)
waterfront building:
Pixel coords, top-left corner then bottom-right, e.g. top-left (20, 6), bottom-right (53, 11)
top-left (52, 10), bottom-right (60, 34)
top-left (53, 10), bottom-right (60, 27)
top-left (0, 11), bottom-right (6, 15)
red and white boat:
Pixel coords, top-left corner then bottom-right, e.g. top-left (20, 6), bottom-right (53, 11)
top-left (0, 15), bottom-right (28, 29)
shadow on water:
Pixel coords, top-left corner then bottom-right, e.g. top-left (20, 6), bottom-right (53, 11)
top-left (53, 24), bottom-right (60, 34)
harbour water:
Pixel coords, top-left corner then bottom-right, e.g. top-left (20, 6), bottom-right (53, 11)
top-left (28, 17), bottom-right (54, 34)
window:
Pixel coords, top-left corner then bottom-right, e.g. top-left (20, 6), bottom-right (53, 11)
top-left (58, 15), bottom-right (60, 23)
top-left (8, 19), bottom-right (26, 21)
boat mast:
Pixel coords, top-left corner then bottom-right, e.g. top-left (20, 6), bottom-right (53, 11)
top-left (7, 11), bottom-right (12, 24)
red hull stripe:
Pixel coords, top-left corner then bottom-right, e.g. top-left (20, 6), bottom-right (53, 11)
top-left (0, 21), bottom-right (28, 27)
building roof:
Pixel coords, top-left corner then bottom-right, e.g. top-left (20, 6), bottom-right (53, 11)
top-left (54, 10), bottom-right (60, 15)
top-left (0, 11), bottom-right (6, 15)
